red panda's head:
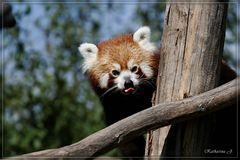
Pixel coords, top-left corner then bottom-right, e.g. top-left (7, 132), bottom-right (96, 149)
top-left (78, 26), bottom-right (159, 96)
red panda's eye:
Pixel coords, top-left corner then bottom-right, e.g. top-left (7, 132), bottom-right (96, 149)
top-left (111, 70), bottom-right (120, 77)
top-left (131, 66), bottom-right (138, 73)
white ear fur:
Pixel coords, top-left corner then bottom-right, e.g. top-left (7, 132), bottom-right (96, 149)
top-left (133, 26), bottom-right (157, 53)
top-left (78, 43), bottom-right (98, 72)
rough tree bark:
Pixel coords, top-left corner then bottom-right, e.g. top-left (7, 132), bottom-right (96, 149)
top-left (145, 0), bottom-right (236, 158)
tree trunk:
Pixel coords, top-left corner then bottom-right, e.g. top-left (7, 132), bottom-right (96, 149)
top-left (145, 1), bottom-right (233, 158)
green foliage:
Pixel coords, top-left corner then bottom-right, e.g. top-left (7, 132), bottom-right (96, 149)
top-left (2, 3), bottom-right (105, 157)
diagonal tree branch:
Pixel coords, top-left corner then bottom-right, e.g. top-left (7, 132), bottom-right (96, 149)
top-left (7, 77), bottom-right (239, 159)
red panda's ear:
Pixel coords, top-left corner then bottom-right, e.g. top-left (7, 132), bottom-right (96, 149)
top-left (133, 26), bottom-right (157, 53)
top-left (78, 43), bottom-right (98, 72)
top-left (78, 43), bottom-right (98, 58)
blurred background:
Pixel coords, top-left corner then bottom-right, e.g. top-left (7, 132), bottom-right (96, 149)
top-left (1, 0), bottom-right (239, 158)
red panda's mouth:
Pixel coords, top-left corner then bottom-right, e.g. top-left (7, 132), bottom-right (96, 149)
top-left (123, 87), bottom-right (135, 94)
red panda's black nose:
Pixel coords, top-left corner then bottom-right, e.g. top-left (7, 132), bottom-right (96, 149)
top-left (124, 80), bottom-right (134, 89)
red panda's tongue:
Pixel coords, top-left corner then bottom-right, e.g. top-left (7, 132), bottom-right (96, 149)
top-left (124, 87), bottom-right (135, 93)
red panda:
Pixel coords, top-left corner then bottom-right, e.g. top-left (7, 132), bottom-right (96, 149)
top-left (78, 26), bottom-right (237, 158)
top-left (79, 26), bottom-right (159, 157)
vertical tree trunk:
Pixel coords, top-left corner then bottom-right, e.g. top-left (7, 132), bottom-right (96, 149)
top-left (145, 1), bottom-right (231, 158)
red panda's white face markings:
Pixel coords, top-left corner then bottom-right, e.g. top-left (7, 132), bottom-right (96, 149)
top-left (79, 26), bottom-right (159, 93)
top-left (127, 59), bottom-right (139, 73)
top-left (99, 73), bottom-right (109, 88)
top-left (139, 62), bottom-right (153, 78)
top-left (111, 63), bottom-right (121, 77)
top-left (114, 68), bottom-right (140, 91)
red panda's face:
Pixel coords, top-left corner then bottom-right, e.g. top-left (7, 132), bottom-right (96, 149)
top-left (79, 26), bottom-right (159, 95)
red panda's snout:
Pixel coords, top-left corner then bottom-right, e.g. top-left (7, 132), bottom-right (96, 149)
top-left (112, 63), bottom-right (153, 94)
top-left (114, 70), bottom-right (139, 94)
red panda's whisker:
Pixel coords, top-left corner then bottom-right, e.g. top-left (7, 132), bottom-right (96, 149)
top-left (139, 74), bottom-right (145, 79)
top-left (100, 85), bottom-right (118, 100)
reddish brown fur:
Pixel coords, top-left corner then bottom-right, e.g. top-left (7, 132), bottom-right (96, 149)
top-left (88, 34), bottom-right (159, 91)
